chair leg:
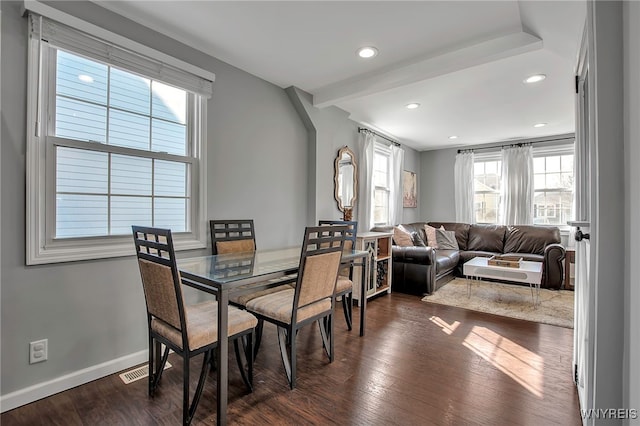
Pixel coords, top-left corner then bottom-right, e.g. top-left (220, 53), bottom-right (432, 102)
top-left (209, 350), bottom-right (216, 370)
top-left (277, 326), bottom-right (295, 389)
top-left (341, 293), bottom-right (353, 331)
top-left (289, 326), bottom-right (296, 390)
top-left (183, 355), bottom-right (190, 425)
top-left (150, 341), bottom-right (170, 397)
top-left (234, 333), bottom-right (254, 392)
top-left (184, 350), bottom-right (212, 425)
top-left (247, 319), bottom-right (264, 360)
top-left (148, 336), bottom-right (154, 397)
top-left (318, 317), bottom-right (332, 360)
top-left (329, 312), bottom-right (334, 363)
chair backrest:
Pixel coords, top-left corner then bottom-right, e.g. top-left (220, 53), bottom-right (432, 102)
top-left (132, 226), bottom-right (186, 334)
top-left (318, 220), bottom-right (357, 251)
top-left (210, 220), bottom-right (257, 255)
top-left (292, 226), bottom-right (347, 322)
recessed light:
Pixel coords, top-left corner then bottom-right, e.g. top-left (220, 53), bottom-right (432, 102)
top-left (533, 123), bottom-right (547, 128)
top-left (406, 103), bottom-right (420, 109)
top-left (524, 74), bottom-right (546, 84)
top-left (448, 135), bottom-right (458, 140)
top-left (357, 46), bottom-right (378, 59)
top-left (78, 74), bottom-right (94, 83)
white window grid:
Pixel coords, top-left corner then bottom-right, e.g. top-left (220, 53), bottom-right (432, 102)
top-left (26, 11), bottom-right (209, 264)
top-left (46, 48), bottom-right (195, 239)
top-left (373, 143), bottom-right (391, 226)
top-left (533, 151), bottom-right (574, 226)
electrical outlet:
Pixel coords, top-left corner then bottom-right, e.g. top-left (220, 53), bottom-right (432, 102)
top-left (29, 339), bottom-right (48, 364)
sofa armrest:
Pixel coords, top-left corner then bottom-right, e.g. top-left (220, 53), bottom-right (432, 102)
top-left (392, 246), bottom-right (435, 265)
top-left (543, 243), bottom-right (566, 289)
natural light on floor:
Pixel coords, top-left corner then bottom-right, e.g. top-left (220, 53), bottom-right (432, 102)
top-left (463, 326), bottom-right (545, 398)
top-left (429, 315), bottom-right (460, 335)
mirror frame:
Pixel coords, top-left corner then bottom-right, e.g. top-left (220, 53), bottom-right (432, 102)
top-left (333, 146), bottom-right (358, 213)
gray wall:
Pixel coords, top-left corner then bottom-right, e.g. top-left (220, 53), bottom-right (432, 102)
top-left (1, 0), bottom-right (306, 397)
top-left (419, 148), bottom-right (457, 221)
top-left (287, 87), bottom-right (421, 228)
top-left (623, 1), bottom-right (640, 420)
top-left (286, 87), bottom-right (357, 224)
top-left (401, 145), bottom-right (421, 224)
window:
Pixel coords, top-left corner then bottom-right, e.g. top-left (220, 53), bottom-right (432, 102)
top-left (471, 143), bottom-right (574, 227)
top-left (473, 158), bottom-right (502, 224)
top-left (373, 143), bottom-right (391, 225)
top-left (533, 152), bottom-right (574, 226)
top-left (26, 13), bottom-right (213, 264)
top-left (54, 51), bottom-right (192, 237)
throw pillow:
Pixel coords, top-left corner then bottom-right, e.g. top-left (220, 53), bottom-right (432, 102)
top-left (423, 225), bottom-right (439, 248)
top-left (393, 226), bottom-right (414, 247)
top-left (435, 229), bottom-right (459, 250)
top-left (411, 231), bottom-right (426, 247)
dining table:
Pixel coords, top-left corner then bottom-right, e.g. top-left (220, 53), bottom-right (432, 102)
top-left (177, 246), bottom-right (370, 425)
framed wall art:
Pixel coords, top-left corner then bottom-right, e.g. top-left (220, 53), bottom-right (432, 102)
top-left (403, 170), bottom-right (417, 208)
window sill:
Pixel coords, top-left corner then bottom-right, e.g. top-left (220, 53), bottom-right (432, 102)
top-left (27, 232), bottom-right (206, 265)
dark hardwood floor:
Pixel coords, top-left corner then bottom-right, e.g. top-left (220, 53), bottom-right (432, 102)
top-left (1, 293), bottom-right (581, 425)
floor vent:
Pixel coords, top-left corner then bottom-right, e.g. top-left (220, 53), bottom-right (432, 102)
top-left (119, 362), bottom-right (172, 385)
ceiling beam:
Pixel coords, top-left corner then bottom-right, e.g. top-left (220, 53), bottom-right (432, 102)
top-left (313, 31), bottom-right (543, 108)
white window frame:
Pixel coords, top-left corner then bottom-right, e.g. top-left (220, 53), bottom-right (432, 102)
top-left (25, 5), bottom-right (213, 264)
top-left (532, 144), bottom-right (575, 229)
top-left (373, 143), bottom-right (392, 226)
top-left (473, 152), bottom-right (502, 224)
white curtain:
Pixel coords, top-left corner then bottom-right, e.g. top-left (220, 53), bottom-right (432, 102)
top-left (357, 132), bottom-right (376, 231)
top-left (389, 145), bottom-right (405, 225)
top-left (501, 145), bottom-right (534, 225)
top-left (454, 151), bottom-right (475, 223)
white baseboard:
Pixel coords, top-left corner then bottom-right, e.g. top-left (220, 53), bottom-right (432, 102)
top-left (0, 350), bottom-right (148, 413)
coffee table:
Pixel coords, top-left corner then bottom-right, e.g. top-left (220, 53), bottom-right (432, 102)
top-left (462, 257), bottom-right (543, 307)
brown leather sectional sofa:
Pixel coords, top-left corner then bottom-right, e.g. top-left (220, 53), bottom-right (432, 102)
top-left (372, 222), bottom-right (566, 295)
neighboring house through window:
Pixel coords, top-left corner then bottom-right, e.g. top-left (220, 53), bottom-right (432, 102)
top-left (533, 149), bottom-right (575, 227)
top-left (473, 155), bottom-right (502, 224)
top-left (26, 11), bottom-right (213, 264)
top-left (472, 143), bottom-right (574, 227)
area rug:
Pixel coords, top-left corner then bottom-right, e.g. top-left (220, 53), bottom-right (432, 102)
top-left (422, 278), bottom-right (574, 328)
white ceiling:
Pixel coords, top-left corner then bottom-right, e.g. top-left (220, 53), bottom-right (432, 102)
top-left (97, 1), bottom-right (586, 151)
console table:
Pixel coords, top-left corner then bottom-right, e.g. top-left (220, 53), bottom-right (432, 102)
top-left (352, 231), bottom-right (393, 304)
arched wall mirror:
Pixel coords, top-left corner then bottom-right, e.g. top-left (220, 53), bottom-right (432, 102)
top-left (334, 146), bottom-right (358, 220)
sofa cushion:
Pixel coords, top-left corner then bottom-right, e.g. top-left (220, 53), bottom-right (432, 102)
top-left (435, 249), bottom-right (460, 275)
top-left (411, 232), bottom-right (427, 246)
top-left (428, 222), bottom-right (470, 251)
top-left (435, 229), bottom-right (459, 250)
top-left (467, 224), bottom-right (507, 252)
top-left (423, 224), bottom-right (439, 248)
top-left (504, 225), bottom-right (561, 255)
top-left (393, 225), bottom-right (414, 247)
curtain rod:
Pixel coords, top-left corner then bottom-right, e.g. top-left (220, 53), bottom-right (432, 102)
top-left (457, 136), bottom-right (574, 154)
top-left (358, 127), bottom-right (401, 147)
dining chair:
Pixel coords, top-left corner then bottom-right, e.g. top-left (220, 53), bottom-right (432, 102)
top-left (319, 220), bottom-right (358, 330)
top-left (245, 225), bottom-right (348, 389)
top-left (210, 219), bottom-right (257, 255)
top-left (132, 226), bottom-right (258, 425)
top-left (210, 219), bottom-right (295, 356)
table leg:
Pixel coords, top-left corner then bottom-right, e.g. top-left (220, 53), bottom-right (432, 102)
top-left (529, 282), bottom-right (541, 308)
top-left (217, 290), bottom-right (229, 425)
top-left (359, 255), bottom-right (368, 337)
